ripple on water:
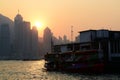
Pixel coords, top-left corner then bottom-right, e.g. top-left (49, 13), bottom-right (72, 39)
top-left (0, 60), bottom-right (119, 80)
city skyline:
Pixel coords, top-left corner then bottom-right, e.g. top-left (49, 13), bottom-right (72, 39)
top-left (1, 0), bottom-right (120, 40)
top-left (0, 13), bottom-right (70, 59)
top-left (0, 13), bottom-right (41, 60)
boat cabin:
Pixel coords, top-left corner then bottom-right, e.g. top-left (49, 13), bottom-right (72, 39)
top-left (53, 29), bottom-right (120, 62)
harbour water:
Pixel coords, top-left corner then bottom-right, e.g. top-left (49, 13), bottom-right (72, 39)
top-left (0, 60), bottom-right (119, 80)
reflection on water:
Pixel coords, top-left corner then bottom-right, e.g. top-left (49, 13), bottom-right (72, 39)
top-left (0, 60), bottom-right (119, 80)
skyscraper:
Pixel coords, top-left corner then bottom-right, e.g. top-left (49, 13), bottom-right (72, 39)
top-left (14, 13), bottom-right (39, 60)
top-left (22, 21), bottom-right (31, 59)
top-left (0, 23), bottom-right (10, 59)
top-left (43, 27), bottom-right (52, 54)
top-left (31, 26), bottom-right (39, 59)
top-left (14, 13), bottom-right (24, 59)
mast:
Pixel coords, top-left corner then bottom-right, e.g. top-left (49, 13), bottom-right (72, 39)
top-left (71, 26), bottom-right (73, 42)
top-left (71, 26), bottom-right (74, 51)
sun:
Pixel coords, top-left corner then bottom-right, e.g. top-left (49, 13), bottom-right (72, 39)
top-left (35, 21), bottom-right (42, 29)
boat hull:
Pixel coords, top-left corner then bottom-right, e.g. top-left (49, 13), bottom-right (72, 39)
top-left (44, 50), bottom-right (104, 73)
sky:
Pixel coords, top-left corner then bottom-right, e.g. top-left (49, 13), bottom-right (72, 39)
top-left (0, 0), bottom-right (120, 40)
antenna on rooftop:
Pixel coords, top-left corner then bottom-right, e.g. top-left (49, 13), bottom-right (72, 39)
top-left (71, 26), bottom-right (75, 51)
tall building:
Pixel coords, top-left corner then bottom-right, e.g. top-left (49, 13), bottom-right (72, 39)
top-left (63, 35), bottom-right (70, 44)
top-left (0, 23), bottom-right (10, 59)
top-left (14, 13), bottom-right (24, 59)
top-left (58, 36), bottom-right (63, 44)
top-left (31, 26), bottom-right (39, 59)
top-left (13, 13), bottom-right (40, 59)
top-left (22, 21), bottom-right (31, 59)
top-left (43, 27), bottom-right (52, 54)
top-left (14, 14), bottom-right (32, 59)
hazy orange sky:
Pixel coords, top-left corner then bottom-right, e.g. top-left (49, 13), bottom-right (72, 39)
top-left (1, 0), bottom-right (120, 40)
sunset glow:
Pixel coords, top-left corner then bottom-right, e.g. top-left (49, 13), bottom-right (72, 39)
top-left (35, 21), bottom-right (43, 29)
top-left (0, 0), bottom-right (120, 39)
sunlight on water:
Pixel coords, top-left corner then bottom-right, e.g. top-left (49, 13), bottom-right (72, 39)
top-left (0, 60), bottom-right (119, 80)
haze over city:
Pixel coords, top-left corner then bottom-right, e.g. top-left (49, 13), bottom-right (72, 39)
top-left (1, 0), bottom-right (120, 79)
top-left (1, 0), bottom-right (120, 39)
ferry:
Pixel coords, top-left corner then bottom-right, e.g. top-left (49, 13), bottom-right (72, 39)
top-left (44, 29), bottom-right (120, 73)
top-left (45, 50), bottom-right (104, 73)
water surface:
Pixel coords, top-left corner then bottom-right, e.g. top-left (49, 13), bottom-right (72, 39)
top-left (0, 60), bottom-right (119, 80)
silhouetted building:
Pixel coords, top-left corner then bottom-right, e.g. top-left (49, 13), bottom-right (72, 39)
top-left (58, 36), bottom-right (63, 44)
top-left (14, 13), bottom-right (24, 59)
top-left (31, 26), bottom-right (39, 59)
top-left (79, 29), bottom-right (120, 62)
top-left (53, 35), bottom-right (70, 45)
top-left (14, 13), bottom-right (34, 59)
top-left (22, 21), bottom-right (31, 59)
top-left (0, 14), bottom-right (14, 44)
top-left (38, 37), bottom-right (44, 58)
top-left (43, 27), bottom-right (52, 54)
top-left (0, 23), bottom-right (10, 59)
top-left (63, 35), bottom-right (70, 44)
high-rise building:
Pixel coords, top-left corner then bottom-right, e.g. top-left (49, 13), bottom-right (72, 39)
top-left (0, 23), bottom-right (10, 59)
top-left (14, 13), bottom-right (39, 59)
top-left (43, 27), bottom-right (52, 54)
top-left (14, 13), bottom-right (24, 59)
top-left (22, 21), bottom-right (31, 59)
top-left (31, 26), bottom-right (39, 59)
